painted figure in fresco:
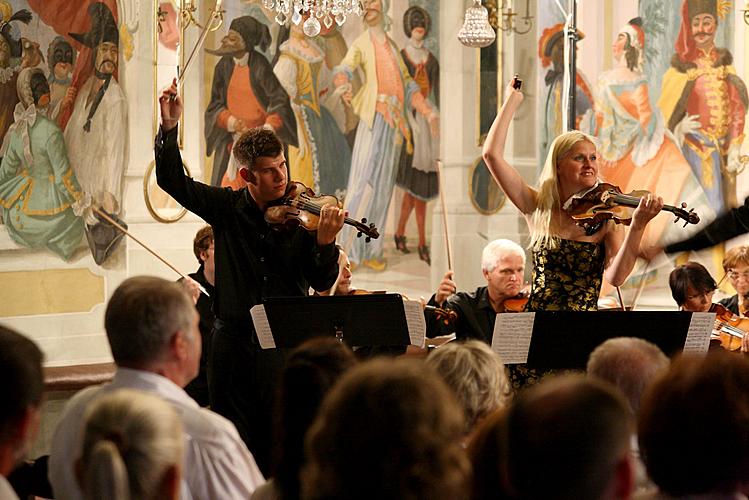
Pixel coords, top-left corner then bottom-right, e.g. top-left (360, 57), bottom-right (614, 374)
top-left (0, 68), bottom-right (84, 260)
top-left (658, 0), bottom-right (748, 213)
top-left (64, 2), bottom-right (128, 264)
top-left (538, 23), bottom-right (594, 158)
top-left (0, 4), bottom-right (32, 150)
top-left (596, 17), bottom-right (696, 246)
top-left (334, 0), bottom-right (438, 271)
top-left (393, 6), bottom-right (440, 265)
top-left (47, 36), bottom-right (75, 120)
top-left (273, 18), bottom-right (352, 199)
top-left (205, 15), bottom-right (297, 188)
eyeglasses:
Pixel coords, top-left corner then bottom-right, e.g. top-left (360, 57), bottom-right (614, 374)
top-left (685, 289), bottom-right (715, 301)
top-left (727, 269), bottom-right (749, 280)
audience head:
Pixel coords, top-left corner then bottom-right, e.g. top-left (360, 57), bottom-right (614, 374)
top-left (481, 239), bottom-right (526, 301)
top-left (722, 245), bottom-right (749, 298)
top-left (587, 337), bottom-right (669, 414)
top-left (105, 276), bottom-right (199, 387)
top-left (77, 389), bottom-right (183, 500)
top-left (504, 374), bottom-right (634, 500)
top-left (668, 261), bottom-right (716, 312)
top-left (0, 325), bottom-right (43, 474)
top-left (303, 358), bottom-right (469, 500)
top-left (426, 340), bottom-right (511, 434)
top-left (192, 225), bottom-right (214, 266)
top-left (467, 409), bottom-right (510, 500)
top-left (274, 337), bottom-right (357, 499)
top-left (639, 351), bottom-right (749, 496)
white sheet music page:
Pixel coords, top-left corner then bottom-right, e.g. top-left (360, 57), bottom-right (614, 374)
top-left (403, 300), bottom-right (426, 347)
top-left (250, 304), bottom-right (276, 349)
top-left (491, 312), bottom-right (535, 364)
top-left (683, 311), bottom-right (715, 355)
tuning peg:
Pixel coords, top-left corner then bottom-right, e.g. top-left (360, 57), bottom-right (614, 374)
top-left (361, 217), bottom-right (367, 224)
top-left (356, 231), bottom-right (362, 238)
top-left (365, 237), bottom-right (371, 243)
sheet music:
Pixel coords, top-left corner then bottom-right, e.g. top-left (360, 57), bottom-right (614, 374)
top-left (491, 312), bottom-right (536, 364)
top-left (683, 312), bottom-right (715, 355)
top-left (250, 304), bottom-right (276, 349)
top-left (403, 300), bottom-right (426, 347)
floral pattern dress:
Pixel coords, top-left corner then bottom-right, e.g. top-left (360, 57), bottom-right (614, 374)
top-left (508, 238), bottom-right (605, 391)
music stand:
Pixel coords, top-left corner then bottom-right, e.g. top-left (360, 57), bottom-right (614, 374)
top-left (491, 311), bottom-right (714, 370)
top-left (250, 294), bottom-right (424, 350)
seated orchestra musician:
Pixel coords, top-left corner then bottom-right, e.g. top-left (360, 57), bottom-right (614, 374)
top-left (720, 245), bottom-right (749, 316)
top-left (668, 261), bottom-right (749, 352)
top-left (425, 239), bottom-right (526, 342)
top-left (317, 247), bottom-right (355, 296)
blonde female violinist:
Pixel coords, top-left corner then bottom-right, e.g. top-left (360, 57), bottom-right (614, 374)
top-left (482, 77), bottom-right (664, 312)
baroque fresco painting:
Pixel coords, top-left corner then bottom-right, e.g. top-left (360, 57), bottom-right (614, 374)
top-left (202, 0), bottom-right (441, 294)
top-left (538, 0), bottom-right (748, 304)
top-left (0, 0), bottom-right (129, 265)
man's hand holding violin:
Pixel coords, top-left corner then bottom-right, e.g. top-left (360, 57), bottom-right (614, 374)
top-left (317, 204), bottom-right (346, 246)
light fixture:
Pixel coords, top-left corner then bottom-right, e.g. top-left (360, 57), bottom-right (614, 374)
top-left (458, 0), bottom-right (497, 48)
top-left (179, 0), bottom-right (224, 32)
top-left (263, 0), bottom-right (363, 37)
top-left (498, 0), bottom-right (533, 35)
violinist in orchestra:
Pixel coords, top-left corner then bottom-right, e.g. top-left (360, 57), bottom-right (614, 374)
top-left (318, 247), bottom-right (356, 296)
top-left (156, 79), bottom-right (345, 474)
top-left (426, 239), bottom-right (525, 343)
top-left (668, 261), bottom-right (749, 353)
top-left (482, 78), bottom-right (664, 311)
top-left (720, 246), bottom-right (749, 317)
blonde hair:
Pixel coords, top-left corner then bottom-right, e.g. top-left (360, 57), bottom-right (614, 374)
top-left (426, 340), bottom-right (512, 433)
top-left (530, 130), bottom-right (598, 251)
top-left (722, 246), bottom-right (749, 273)
top-left (79, 389), bottom-right (183, 500)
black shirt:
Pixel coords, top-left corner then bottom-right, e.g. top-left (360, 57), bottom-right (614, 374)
top-left (665, 196), bottom-right (749, 253)
top-left (155, 126), bottom-right (339, 335)
top-left (181, 265), bottom-right (215, 406)
top-left (426, 286), bottom-right (496, 343)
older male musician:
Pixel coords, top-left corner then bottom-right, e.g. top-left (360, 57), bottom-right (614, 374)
top-left (426, 239), bottom-right (525, 343)
top-left (157, 80), bottom-right (344, 474)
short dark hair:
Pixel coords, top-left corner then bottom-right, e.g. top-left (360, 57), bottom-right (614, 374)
top-left (668, 261), bottom-right (716, 306)
top-left (639, 351), bottom-right (749, 496)
top-left (505, 375), bottom-right (632, 500)
top-left (0, 325), bottom-right (44, 442)
top-left (192, 225), bottom-right (213, 264)
top-left (232, 127), bottom-right (283, 170)
top-left (105, 276), bottom-right (195, 367)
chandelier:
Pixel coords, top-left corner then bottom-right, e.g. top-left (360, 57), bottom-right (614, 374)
top-left (263, 0), bottom-right (364, 37)
top-left (458, 0), bottom-right (496, 48)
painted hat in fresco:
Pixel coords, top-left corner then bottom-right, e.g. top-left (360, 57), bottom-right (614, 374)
top-left (403, 6), bottom-right (430, 38)
top-left (229, 16), bottom-right (271, 53)
top-left (69, 2), bottom-right (119, 49)
top-left (538, 23), bottom-right (585, 69)
top-left (0, 3), bottom-right (32, 59)
top-left (674, 0), bottom-right (729, 61)
top-left (85, 211), bottom-right (127, 265)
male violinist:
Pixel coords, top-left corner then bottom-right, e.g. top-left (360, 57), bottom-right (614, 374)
top-left (156, 79), bottom-right (345, 474)
top-left (426, 239), bottom-right (526, 343)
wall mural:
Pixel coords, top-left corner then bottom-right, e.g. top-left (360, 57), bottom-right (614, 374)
top-left (203, 0), bottom-right (441, 281)
top-left (0, 0), bottom-right (129, 265)
top-left (538, 0), bottom-right (748, 302)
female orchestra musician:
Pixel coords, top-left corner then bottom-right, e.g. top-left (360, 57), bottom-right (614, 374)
top-left (318, 247), bottom-right (355, 296)
top-left (482, 79), bottom-right (664, 311)
top-left (669, 261), bottom-right (749, 353)
top-left (720, 246), bottom-right (749, 316)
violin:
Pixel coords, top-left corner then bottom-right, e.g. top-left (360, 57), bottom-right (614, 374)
top-left (564, 182), bottom-right (700, 235)
top-left (503, 285), bottom-right (530, 313)
top-left (265, 181), bottom-right (379, 241)
top-left (709, 303), bottom-right (748, 352)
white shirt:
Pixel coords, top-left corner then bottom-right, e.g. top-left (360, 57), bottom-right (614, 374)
top-left (48, 368), bottom-right (266, 500)
top-left (0, 475), bottom-right (19, 500)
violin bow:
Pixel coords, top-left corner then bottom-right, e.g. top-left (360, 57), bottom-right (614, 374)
top-left (92, 207), bottom-right (209, 297)
top-left (436, 159), bottom-right (453, 273)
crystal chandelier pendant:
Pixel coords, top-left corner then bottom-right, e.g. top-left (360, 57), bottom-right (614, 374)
top-left (303, 16), bottom-right (321, 37)
top-left (291, 8), bottom-right (303, 25)
top-left (458, 0), bottom-right (496, 48)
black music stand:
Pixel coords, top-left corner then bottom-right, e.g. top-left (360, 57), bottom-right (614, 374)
top-left (251, 294), bottom-right (418, 350)
top-left (492, 311), bottom-right (712, 370)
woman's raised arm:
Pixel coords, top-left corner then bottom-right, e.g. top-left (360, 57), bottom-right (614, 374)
top-left (482, 81), bottom-right (538, 214)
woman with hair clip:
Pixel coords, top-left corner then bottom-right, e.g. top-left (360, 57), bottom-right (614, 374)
top-left (76, 389), bottom-right (184, 500)
top-left (482, 79), bottom-right (663, 312)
